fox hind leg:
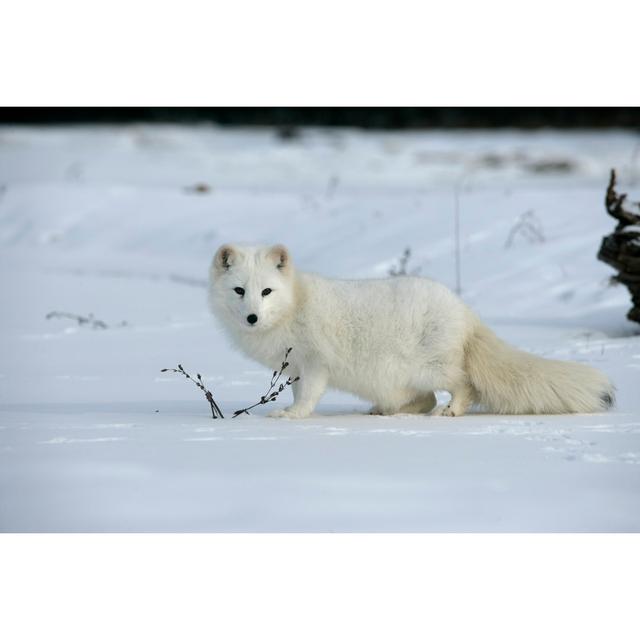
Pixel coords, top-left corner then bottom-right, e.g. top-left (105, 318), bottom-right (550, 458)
top-left (370, 392), bottom-right (438, 415)
top-left (435, 382), bottom-right (475, 417)
top-left (398, 392), bottom-right (438, 414)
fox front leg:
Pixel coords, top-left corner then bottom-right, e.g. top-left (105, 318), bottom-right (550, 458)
top-left (269, 366), bottom-right (328, 419)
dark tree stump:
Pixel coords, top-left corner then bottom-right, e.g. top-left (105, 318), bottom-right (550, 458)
top-left (597, 169), bottom-right (640, 324)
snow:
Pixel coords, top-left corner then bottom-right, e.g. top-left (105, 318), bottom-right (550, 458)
top-left (0, 124), bottom-right (639, 531)
top-left (618, 225), bottom-right (640, 234)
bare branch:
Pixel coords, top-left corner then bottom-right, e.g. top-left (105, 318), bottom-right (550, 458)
top-left (389, 247), bottom-right (421, 277)
top-left (504, 211), bottom-right (546, 249)
top-left (160, 364), bottom-right (224, 419)
top-left (232, 348), bottom-right (299, 418)
top-left (160, 347), bottom-right (299, 420)
top-left (598, 169), bottom-right (640, 324)
top-left (605, 169), bottom-right (640, 229)
top-left (46, 311), bottom-right (110, 329)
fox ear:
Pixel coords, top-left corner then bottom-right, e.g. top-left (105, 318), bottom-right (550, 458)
top-left (268, 244), bottom-right (290, 271)
top-left (213, 244), bottom-right (236, 273)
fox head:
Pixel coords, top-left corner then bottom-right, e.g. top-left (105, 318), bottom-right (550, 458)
top-left (209, 244), bottom-right (296, 332)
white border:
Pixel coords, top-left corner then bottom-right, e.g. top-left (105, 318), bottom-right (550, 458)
top-left (1, 534), bottom-right (639, 640)
top-left (1, 1), bottom-right (639, 106)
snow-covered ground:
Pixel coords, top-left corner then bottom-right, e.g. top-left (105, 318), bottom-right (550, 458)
top-left (0, 124), bottom-right (639, 531)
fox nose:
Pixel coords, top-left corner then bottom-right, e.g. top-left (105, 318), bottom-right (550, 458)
top-left (247, 314), bottom-right (258, 325)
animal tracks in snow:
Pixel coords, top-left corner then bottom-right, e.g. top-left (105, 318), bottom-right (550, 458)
top-left (464, 418), bottom-right (640, 465)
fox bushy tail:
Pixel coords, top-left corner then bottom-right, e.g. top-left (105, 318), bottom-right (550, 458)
top-left (464, 320), bottom-right (615, 414)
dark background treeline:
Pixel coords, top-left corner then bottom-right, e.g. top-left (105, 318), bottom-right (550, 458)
top-left (1, 107), bottom-right (639, 129)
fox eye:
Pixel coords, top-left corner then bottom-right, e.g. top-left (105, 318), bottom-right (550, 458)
top-left (261, 288), bottom-right (272, 297)
top-left (234, 287), bottom-right (245, 296)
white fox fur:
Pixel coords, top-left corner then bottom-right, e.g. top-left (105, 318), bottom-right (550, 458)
top-left (208, 244), bottom-right (615, 418)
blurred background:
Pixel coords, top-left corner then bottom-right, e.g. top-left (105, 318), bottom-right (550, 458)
top-left (2, 106), bottom-right (639, 129)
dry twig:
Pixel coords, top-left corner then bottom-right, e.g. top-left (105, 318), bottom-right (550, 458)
top-left (232, 348), bottom-right (299, 418)
top-left (504, 211), bottom-right (545, 248)
top-left (160, 348), bottom-right (299, 420)
top-left (160, 364), bottom-right (224, 419)
top-left (389, 247), bottom-right (421, 277)
top-left (46, 311), bottom-right (109, 329)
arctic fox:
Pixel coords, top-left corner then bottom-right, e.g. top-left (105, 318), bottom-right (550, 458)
top-left (208, 243), bottom-right (615, 419)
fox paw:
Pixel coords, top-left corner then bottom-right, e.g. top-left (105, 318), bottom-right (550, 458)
top-left (370, 405), bottom-right (400, 416)
top-left (432, 403), bottom-right (459, 417)
top-left (269, 406), bottom-right (311, 419)
top-left (441, 403), bottom-right (467, 417)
